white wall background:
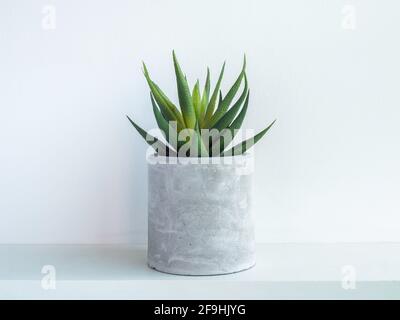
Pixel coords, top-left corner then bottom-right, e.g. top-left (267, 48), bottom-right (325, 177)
top-left (1, 0), bottom-right (399, 244)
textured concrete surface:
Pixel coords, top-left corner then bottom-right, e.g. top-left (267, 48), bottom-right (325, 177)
top-left (147, 155), bottom-right (256, 275)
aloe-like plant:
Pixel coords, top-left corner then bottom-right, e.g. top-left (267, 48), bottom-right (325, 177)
top-left (127, 51), bottom-right (275, 157)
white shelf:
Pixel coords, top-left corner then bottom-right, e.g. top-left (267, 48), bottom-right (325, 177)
top-left (1, 243), bottom-right (400, 299)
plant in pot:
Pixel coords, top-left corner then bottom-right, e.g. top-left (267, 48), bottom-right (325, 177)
top-left (127, 51), bottom-right (275, 275)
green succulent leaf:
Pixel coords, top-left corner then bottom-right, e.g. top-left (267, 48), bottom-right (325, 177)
top-left (126, 115), bottom-right (176, 156)
top-left (192, 80), bottom-right (201, 120)
top-left (204, 62), bottom-right (225, 125)
top-left (211, 74), bottom-right (248, 130)
top-left (222, 119), bottom-right (276, 156)
top-left (128, 53), bottom-right (275, 158)
top-left (142, 63), bottom-right (184, 129)
top-left (172, 51), bottom-right (196, 129)
top-left (150, 93), bottom-right (179, 151)
top-left (199, 68), bottom-right (210, 125)
top-left (210, 55), bottom-right (246, 125)
top-left (229, 89), bottom-right (250, 131)
top-left (214, 90), bottom-right (250, 154)
top-left (195, 121), bottom-right (209, 157)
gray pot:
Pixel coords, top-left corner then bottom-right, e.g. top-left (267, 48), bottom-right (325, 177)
top-left (147, 154), bottom-right (256, 275)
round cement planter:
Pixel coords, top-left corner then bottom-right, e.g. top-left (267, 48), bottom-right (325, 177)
top-left (147, 154), bottom-right (256, 275)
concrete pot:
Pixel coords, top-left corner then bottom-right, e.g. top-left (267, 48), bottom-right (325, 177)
top-left (147, 154), bottom-right (256, 275)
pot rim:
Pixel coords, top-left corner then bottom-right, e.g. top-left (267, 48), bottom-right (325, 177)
top-left (146, 152), bottom-right (253, 165)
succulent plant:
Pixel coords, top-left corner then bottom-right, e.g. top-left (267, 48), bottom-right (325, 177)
top-left (127, 51), bottom-right (275, 157)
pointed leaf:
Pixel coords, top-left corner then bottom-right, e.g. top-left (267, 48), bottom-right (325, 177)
top-left (199, 68), bottom-right (210, 124)
top-left (211, 74), bottom-right (248, 130)
top-left (150, 93), bottom-right (179, 151)
top-left (142, 63), bottom-right (185, 128)
top-left (195, 121), bottom-right (209, 157)
top-left (229, 89), bottom-right (250, 131)
top-left (192, 80), bottom-right (201, 120)
top-left (214, 90), bottom-right (250, 154)
top-left (222, 119), bottom-right (276, 156)
top-left (152, 81), bottom-right (185, 126)
top-left (126, 115), bottom-right (176, 156)
top-left (172, 51), bottom-right (196, 128)
top-left (210, 55), bottom-right (246, 125)
top-left (204, 62), bottom-right (225, 124)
